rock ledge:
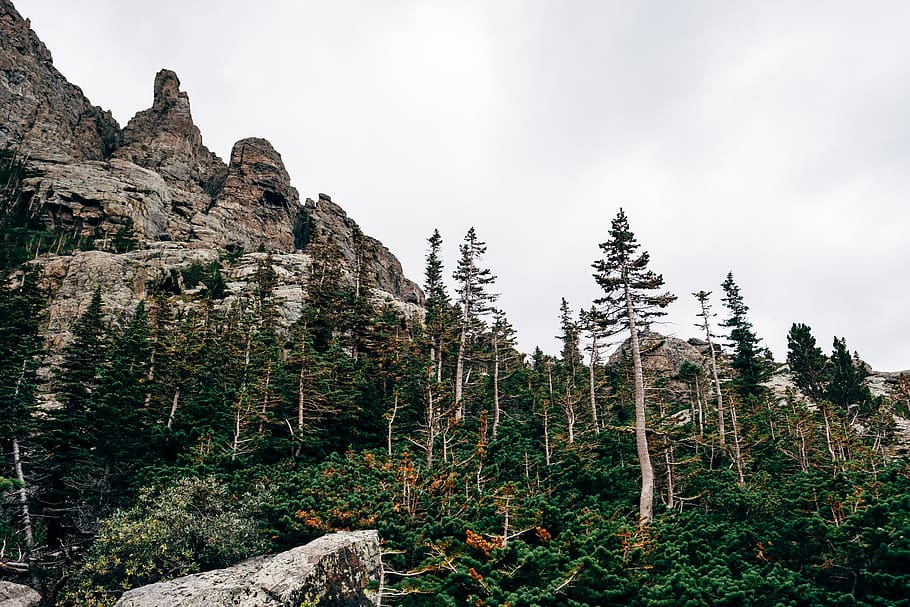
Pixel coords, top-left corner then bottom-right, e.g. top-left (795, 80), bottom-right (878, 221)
top-left (114, 530), bottom-right (380, 607)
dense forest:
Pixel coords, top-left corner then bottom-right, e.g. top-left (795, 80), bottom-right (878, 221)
top-left (1, 149), bottom-right (909, 607)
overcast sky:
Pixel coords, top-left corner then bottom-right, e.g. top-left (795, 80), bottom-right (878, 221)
top-left (15, 0), bottom-right (910, 371)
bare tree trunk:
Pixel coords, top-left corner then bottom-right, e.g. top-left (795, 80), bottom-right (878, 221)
top-left (454, 325), bottom-right (467, 420)
top-left (258, 361), bottom-right (272, 434)
top-left (822, 406), bottom-right (838, 473)
top-left (425, 385), bottom-right (436, 468)
top-left (729, 396), bottom-right (745, 485)
top-left (166, 387), bottom-right (180, 429)
top-left (12, 438), bottom-right (37, 587)
top-left (707, 339), bottom-right (725, 448)
top-left (387, 392), bottom-right (399, 457)
top-left (565, 384), bottom-right (576, 444)
top-left (492, 331), bottom-right (501, 438)
top-left (664, 438), bottom-right (675, 511)
top-left (693, 374), bottom-right (705, 437)
top-left (625, 281), bottom-right (654, 526)
top-left (588, 336), bottom-right (600, 435)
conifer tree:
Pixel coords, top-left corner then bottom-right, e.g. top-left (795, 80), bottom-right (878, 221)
top-left (826, 337), bottom-right (872, 410)
top-left (786, 323), bottom-right (828, 400)
top-left (0, 268), bottom-right (44, 581)
top-left (452, 227), bottom-right (497, 420)
top-left (592, 208), bottom-right (675, 524)
top-left (720, 273), bottom-right (772, 399)
top-left (490, 308), bottom-right (517, 438)
top-left (42, 287), bottom-right (111, 542)
top-left (556, 298), bottom-right (583, 443)
top-left (421, 229), bottom-right (453, 465)
top-left (424, 229), bottom-right (453, 384)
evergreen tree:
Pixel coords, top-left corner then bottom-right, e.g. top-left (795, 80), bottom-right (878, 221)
top-left (556, 298), bottom-right (583, 444)
top-left (786, 323), bottom-right (829, 400)
top-left (826, 337), bottom-right (872, 410)
top-left (42, 288), bottom-right (111, 543)
top-left (452, 227), bottom-right (498, 420)
top-left (90, 301), bottom-right (153, 500)
top-left (720, 273), bottom-right (772, 398)
top-left (0, 268), bottom-right (45, 580)
top-left (592, 208), bottom-right (675, 524)
top-left (424, 229), bottom-right (454, 384)
top-left (489, 308), bottom-right (517, 439)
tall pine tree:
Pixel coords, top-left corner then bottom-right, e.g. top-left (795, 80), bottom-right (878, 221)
top-left (720, 273), bottom-right (772, 399)
top-left (592, 208), bottom-right (675, 525)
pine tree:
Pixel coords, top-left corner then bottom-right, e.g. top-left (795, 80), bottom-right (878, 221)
top-left (592, 208), bottom-right (675, 524)
top-left (786, 323), bottom-right (828, 400)
top-left (0, 268), bottom-right (44, 581)
top-left (720, 273), bottom-right (772, 399)
top-left (424, 229), bottom-right (453, 384)
top-left (556, 298), bottom-right (583, 444)
top-left (421, 229), bottom-right (453, 465)
top-left (452, 227), bottom-right (498, 420)
top-left (490, 308), bottom-right (517, 439)
top-left (42, 287), bottom-right (111, 542)
top-left (91, 301), bottom-right (153, 498)
top-left (826, 337), bottom-right (872, 410)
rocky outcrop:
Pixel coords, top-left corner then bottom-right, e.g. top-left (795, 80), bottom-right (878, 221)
top-left (37, 247), bottom-right (314, 352)
top-left (608, 332), bottom-right (708, 379)
top-left (113, 69), bottom-right (226, 223)
top-left (2, 0), bottom-right (424, 363)
top-left (20, 158), bottom-right (173, 242)
top-left (0, 0), bottom-right (119, 161)
top-left (114, 530), bottom-right (380, 607)
top-left (300, 195), bottom-right (423, 305)
top-left (0, 581), bottom-right (41, 607)
top-left (191, 137), bottom-right (300, 252)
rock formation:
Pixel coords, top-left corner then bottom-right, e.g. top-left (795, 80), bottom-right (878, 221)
top-left (301, 195), bottom-right (423, 304)
top-left (114, 530), bottom-right (380, 607)
top-left (0, 0), bottom-right (423, 359)
top-left (608, 332), bottom-right (709, 379)
top-left (191, 137), bottom-right (300, 252)
top-left (0, 0), bottom-right (119, 161)
top-left (0, 581), bottom-right (41, 607)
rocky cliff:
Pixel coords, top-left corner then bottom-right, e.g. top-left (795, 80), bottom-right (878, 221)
top-left (114, 530), bottom-right (380, 607)
top-left (1, 0), bottom-right (422, 356)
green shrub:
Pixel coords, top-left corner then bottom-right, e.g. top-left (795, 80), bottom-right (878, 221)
top-left (58, 476), bottom-right (267, 607)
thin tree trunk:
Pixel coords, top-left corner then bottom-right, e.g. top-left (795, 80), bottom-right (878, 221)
top-left (625, 280), bottom-right (654, 526)
top-left (454, 325), bottom-right (467, 420)
top-left (166, 387), bottom-right (180, 429)
top-left (492, 331), bottom-right (501, 438)
top-left (12, 438), bottom-right (37, 587)
top-left (426, 385), bottom-right (435, 468)
top-left (729, 397), bottom-right (745, 485)
top-left (706, 338), bottom-right (725, 447)
top-left (387, 391), bottom-right (399, 457)
top-left (589, 336), bottom-right (600, 435)
top-left (664, 438), bottom-right (675, 511)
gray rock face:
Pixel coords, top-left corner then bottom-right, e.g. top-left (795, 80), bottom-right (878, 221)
top-left (0, 0), bottom-right (119, 161)
top-left (3, 0), bottom-right (424, 367)
top-left (191, 137), bottom-right (300, 252)
top-left (112, 69), bottom-right (226, 222)
top-left (20, 158), bottom-right (174, 242)
top-left (300, 197), bottom-right (423, 305)
top-left (114, 530), bottom-right (380, 607)
top-left (0, 581), bottom-right (41, 607)
top-left (608, 332), bottom-right (708, 379)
